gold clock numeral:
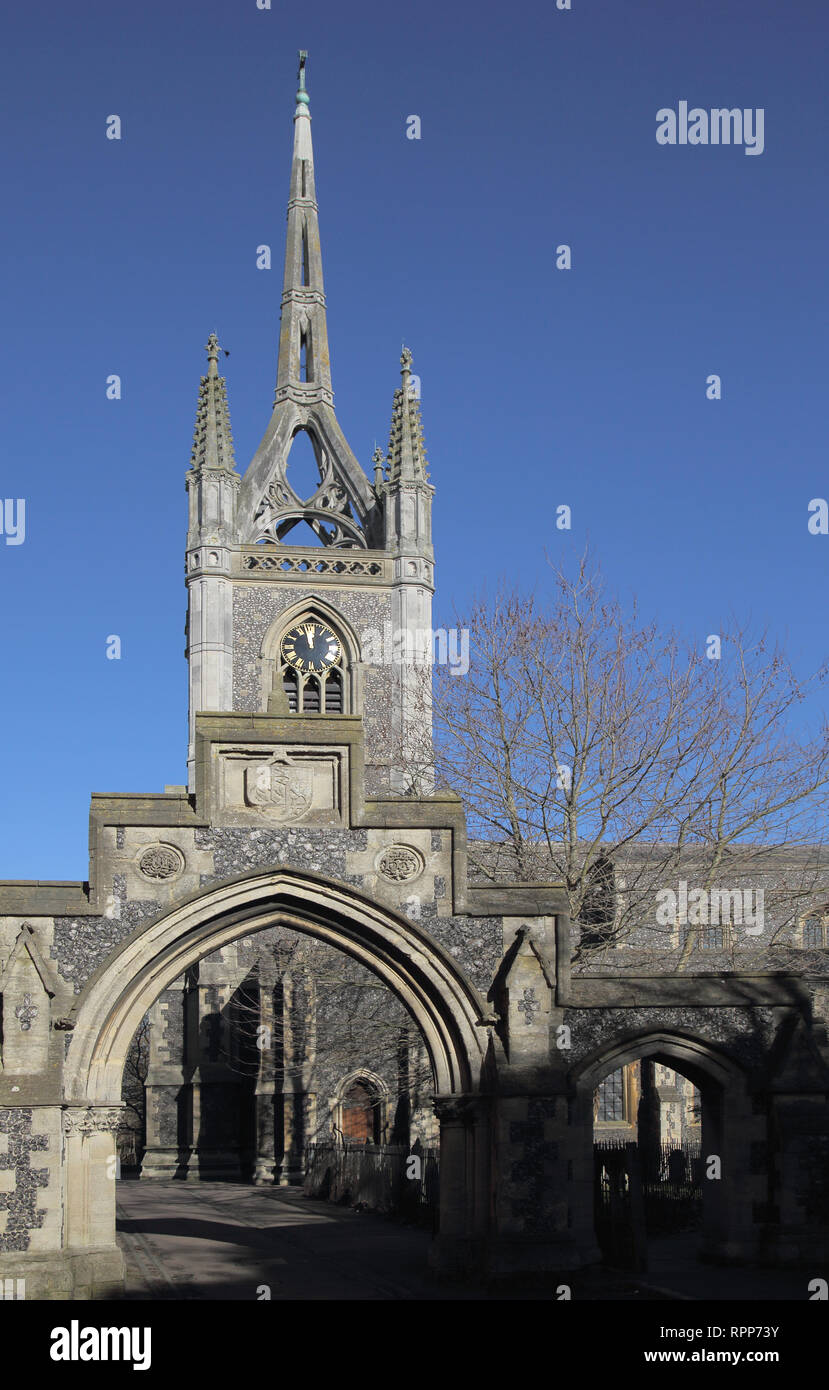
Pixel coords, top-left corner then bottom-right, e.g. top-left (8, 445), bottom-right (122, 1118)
top-left (303, 622), bottom-right (317, 643)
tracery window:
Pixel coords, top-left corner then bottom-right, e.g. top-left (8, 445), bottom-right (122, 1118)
top-left (802, 913), bottom-right (828, 949)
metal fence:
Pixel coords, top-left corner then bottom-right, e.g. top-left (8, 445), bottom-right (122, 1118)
top-left (594, 1139), bottom-right (702, 1268)
top-left (304, 1142), bottom-right (439, 1226)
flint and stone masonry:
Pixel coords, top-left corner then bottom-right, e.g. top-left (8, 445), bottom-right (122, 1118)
top-left (1, 56), bottom-right (827, 1297)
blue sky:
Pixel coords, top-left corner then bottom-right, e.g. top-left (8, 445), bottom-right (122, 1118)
top-left (1, 0), bottom-right (827, 878)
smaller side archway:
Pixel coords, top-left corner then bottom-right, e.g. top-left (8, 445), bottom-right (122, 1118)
top-left (570, 1030), bottom-right (763, 1266)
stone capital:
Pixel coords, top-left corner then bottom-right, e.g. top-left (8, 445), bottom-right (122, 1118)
top-left (433, 1094), bottom-right (480, 1126)
top-left (62, 1107), bottom-right (127, 1136)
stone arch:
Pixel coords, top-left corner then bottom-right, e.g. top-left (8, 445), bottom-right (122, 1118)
top-left (570, 1028), bottom-right (760, 1263)
top-left (57, 867), bottom-right (492, 1290)
top-left (64, 866), bottom-right (489, 1108)
top-left (258, 595), bottom-right (363, 715)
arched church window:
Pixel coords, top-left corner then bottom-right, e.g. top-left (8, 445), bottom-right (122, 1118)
top-left (579, 853), bottom-right (617, 948)
top-left (278, 616), bottom-right (348, 715)
top-left (594, 1067), bottom-right (626, 1123)
top-left (802, 912), bottom-right (828, 949)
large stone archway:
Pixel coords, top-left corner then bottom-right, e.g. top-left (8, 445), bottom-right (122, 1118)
top-left (55, 867), bottom-right (496, 1296)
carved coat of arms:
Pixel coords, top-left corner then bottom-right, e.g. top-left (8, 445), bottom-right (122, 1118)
top-left (244, 753), bottom-right (314, 822)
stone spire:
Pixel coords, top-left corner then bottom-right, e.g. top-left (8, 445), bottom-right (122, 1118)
top-left (190, 333), bottom-right (237, 474)
top-left (381, 346), bottom-right (435, 793)
top-left (273, 49), bottom-right (333, 409)
top-left (235, 53), bottom-right (378, 547)
top-left (386, 347), bottom-right (429, 484)
top-left (185, 333), bottom-right (239, 784)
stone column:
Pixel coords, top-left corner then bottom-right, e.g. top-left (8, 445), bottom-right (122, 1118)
top-left (430, 1095), bottom-right (480, 1276)
top-left (140, 980), bottom-right (190, 1179)
top-left (637, 1059), bottom-right (662, 1184)
top-left (253, 975), bottom-right (277, 1185)
top-left (62, 1107), bottom-right (127, 1298)
top-left (278, 972), bottom-right (315, 1185)
top-left (192, 978), bottom-right (244, 1180)
top-left (654, 1064), bottom-right (684, 1147)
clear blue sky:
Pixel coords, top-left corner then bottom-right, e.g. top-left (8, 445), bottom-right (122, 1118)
top-left (1, 0), bottom-right (827, 878)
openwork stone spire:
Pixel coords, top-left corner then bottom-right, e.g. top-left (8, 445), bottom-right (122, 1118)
top-left (386, 347), bottom-right (429, 484)
top-left (190, 333), bottom-right (236, 473)
top-left (273, 49), bottom-right (333, 408)
top-left (235, 54), bottom-right (379, 548)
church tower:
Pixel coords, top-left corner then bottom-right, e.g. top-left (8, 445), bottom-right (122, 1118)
top-left (185, 52), bottom-right (435, 799)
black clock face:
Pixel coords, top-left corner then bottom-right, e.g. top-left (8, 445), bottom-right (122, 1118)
top-left (281, 621), bottom-right (341, 674)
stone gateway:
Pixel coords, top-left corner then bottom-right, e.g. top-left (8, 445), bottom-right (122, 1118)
top-left (0, 55), bottom-right (827, 1299)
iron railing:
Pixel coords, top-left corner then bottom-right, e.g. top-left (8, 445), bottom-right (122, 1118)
top-left (304, 1142), bottom-right (439, 1226)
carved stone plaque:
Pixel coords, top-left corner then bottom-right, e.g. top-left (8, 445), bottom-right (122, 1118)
top-left (377, 845), bottom-right (424, 883)
top-left (138, 845), bottom-right (185, 881)
top-left (244, 754), bottom-right (314, 822)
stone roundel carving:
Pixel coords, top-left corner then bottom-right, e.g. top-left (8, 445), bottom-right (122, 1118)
top-left (138, 844), bottom-right (185, 881)
top-left (377, 844), bottom-right (424, 884)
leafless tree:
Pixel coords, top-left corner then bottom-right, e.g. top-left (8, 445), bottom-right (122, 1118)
top-left (208, 930), bottom-right (435, 1120)
top-left (121, 1013), bottom-right (150, 1137)
top-left (428, 550), bottom-right (829, 969)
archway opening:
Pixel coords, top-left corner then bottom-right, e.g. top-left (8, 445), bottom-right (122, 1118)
top-left (593, 1056), bottom-right (704, 1274)
top-left (63, 867), bottom-right (489, 1294)
top-left (117, 922), bottom-right (439, 1192)
top-left (581, 1035), bottom-right (741, 1278)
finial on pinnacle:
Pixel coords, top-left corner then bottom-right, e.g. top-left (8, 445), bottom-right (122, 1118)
top-left (372, 444), bottom-right (386, 484)
top-left (297, 50), bottom-right (309, 106)
top-left (206, 332), bottom-right (220, 376)
top-left (400, 345), bottom-right (413, 375)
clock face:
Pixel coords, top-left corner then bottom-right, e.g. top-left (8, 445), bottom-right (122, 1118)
top-left (281, 621), bottom-right (341, 675)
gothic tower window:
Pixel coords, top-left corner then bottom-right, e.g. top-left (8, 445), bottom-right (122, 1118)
top-left (277, 615), bottom-right (347, 715)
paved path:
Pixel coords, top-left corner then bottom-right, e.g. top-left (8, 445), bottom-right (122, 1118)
top-left (117, 1180), bottom-right (464, 1301)
top-left (115, 1182), bottom-right (808, 1301)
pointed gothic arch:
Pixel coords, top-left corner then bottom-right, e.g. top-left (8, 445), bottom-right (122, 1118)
top-left (57, 868), bottom-right (491, 1285)
top-left (332, 1069), bottom-right (389, 1144)
top-left (258, 595), bottom-right (364, 716)
top-left (571, 1029), bottom-right (759, 1262)
top-left (250, 423), bottom-right (367, 549)
top-left (64, 866), bottom-right (489, 1106)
